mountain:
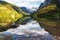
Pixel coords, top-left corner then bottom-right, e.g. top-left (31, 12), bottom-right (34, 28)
top-left (33, 0), bottom-right (60, 39)
top-left (0, 1), bottom-right (23, 31)
top-left (40, 0), bottom-right (60, 9)
top-left (0, 1), bottom-right (31, 31)
top-left (39, 0), bottom-right (52, 9)
top-left (20, 7), bottom-right (34, 14)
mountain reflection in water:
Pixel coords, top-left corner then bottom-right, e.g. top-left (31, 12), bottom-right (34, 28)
top-left (0, 21), bottom-right (57, 40)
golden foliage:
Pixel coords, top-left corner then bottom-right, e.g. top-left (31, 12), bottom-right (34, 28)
top-left (0, 4), bottom-right (23, 27)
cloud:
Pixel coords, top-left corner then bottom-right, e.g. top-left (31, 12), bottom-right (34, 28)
top-left (2, 0), bottom-right (45, 10)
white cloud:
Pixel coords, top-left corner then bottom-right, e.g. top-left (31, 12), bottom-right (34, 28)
top-left (2, 0), bottom-right (45, 10)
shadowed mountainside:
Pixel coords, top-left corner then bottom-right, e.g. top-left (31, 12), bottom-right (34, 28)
top-left (33, 0), bottom-right (60, 39)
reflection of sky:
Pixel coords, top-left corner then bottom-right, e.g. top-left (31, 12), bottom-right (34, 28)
top-left (2, 0), bottom-right (45, 10)
top-left (0, 1), bottom-right (57, 40)
top-left (0, 21), bottom-right (57, 40)
top-left (0, 0), bottom-right (47, 34)
top-left (2, 21), bottom-right (49, 36)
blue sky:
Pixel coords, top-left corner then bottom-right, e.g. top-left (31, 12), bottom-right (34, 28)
top-left (2, 0), bottom-right (45, 10)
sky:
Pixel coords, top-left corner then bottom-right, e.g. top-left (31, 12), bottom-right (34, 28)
top-left (2, 0), bottom-right (45, 10)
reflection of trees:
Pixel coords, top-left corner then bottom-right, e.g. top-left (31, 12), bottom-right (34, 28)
top-left (33, 0), bottom-right (60, 39)
top-left (0, 1), bottom-right (31, 31)
top-left (0, 1), bottom-right (22, 31)
top-left (37, 10), bottom-right (60, 21)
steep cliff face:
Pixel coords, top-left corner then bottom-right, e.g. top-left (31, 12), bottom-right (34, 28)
top-left (39, 0), bottom-right (52, 9)
top-left (33, 0), bottom-right (60, 39)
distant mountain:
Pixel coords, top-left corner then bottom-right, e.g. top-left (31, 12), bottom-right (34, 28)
top-left (40, 0), bottom-right (60, 9)
top-left (20, 7), bottom-right (34, 14)
top-left (40, 0), bottom-right (52, 9)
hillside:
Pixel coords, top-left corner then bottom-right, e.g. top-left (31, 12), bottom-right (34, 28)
top-left (0, 1), bottom-right (30, 31)
top-left (33, 0), bottom-right (60, 39)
